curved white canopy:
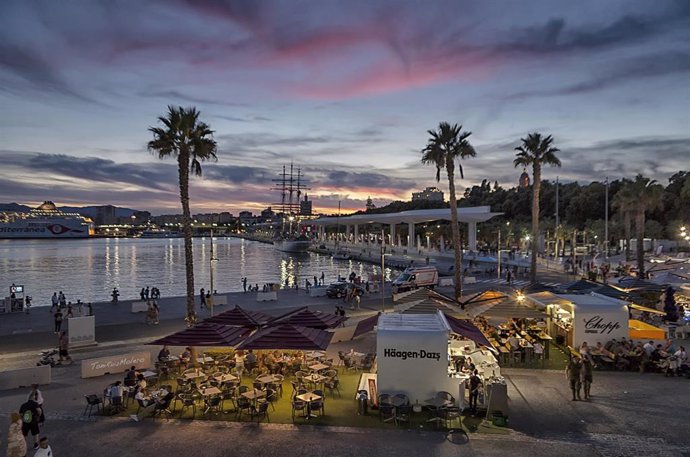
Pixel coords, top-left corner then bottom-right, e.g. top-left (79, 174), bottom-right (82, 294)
top-left (311, 206), bottom-right (502, 226)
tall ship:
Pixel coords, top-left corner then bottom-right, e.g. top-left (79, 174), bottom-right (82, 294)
top-left (0, 201), bottom-right (94, 239)
top-left (272, 164), bottom-right (312, 253)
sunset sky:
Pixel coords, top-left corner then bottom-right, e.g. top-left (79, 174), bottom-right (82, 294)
top-left (1, 0), bottom-right (689, 215)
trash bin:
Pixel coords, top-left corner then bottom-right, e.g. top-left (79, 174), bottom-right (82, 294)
top-left (357, 390), bottom-right (369, 415)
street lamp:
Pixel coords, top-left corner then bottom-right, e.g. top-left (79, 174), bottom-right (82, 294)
top-left (381, 250), bottom-right (392, 312)
top-left (209, 229), bottom-right (219, 317)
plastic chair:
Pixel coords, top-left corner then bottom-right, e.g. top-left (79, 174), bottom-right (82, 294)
top-left (291, 398), bottom-right (306, 422)
top-left (252, 401), bottom-right (270, 423)
top-left (83, 394), bottom-right (102, 417)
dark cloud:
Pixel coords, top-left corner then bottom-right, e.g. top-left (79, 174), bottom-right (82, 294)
top-left (0, 43), bottom-right (97, 103)
top-left (508, 51), bottom-right (690, 99)
top-left (322, 171), bottom-right (415, 191)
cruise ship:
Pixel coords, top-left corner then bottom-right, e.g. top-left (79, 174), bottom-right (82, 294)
top-left (0, 201), bottom-right (94, 239)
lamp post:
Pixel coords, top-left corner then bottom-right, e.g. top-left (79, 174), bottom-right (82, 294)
top-left (497, 228), bottom-right (501, 280)
top-left (209, 229), bottom-right (219, 317)
top-left (380, 228), bottom-right (392, 312)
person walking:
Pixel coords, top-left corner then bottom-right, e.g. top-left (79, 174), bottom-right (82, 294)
top-left (7, 411), bottom-right (27, 457)
top-left (144, 286), bottom-right (150, 300)
top-left (565, 355), bottom-right (583, 401)
top-left (140, 288), bottom-right (146, 301)
top-left (581, 356), bottom-right (594, 400)
top-left (199, 288), bottom-right (206, 309)
top-left (19, 398), bottom-right (41, 451)
top-left (33, 436), bottom-right (53, 457)
top-left (320, 272), bottom-right (325, 285)
top-left (53, 309), bottom-right (63, 334)
top-left (57, 331), bottom-right (72, 364)
top-left (469, 369), bottom-right (483, 412)
top-left (352, 291), bottom-right (361, 310)
top-left (50, 293), bottom-right (58, 313)
top-left (27, 384), bottom-right (45, 425)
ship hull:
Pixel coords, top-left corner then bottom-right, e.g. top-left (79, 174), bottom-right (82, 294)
top-left (0, 219), bottom-right (91, 239)
top-left (273, 239), bottom-right (311, 253)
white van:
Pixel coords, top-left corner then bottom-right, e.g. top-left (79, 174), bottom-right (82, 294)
top-left (392, 267), bottom-right (439, 293)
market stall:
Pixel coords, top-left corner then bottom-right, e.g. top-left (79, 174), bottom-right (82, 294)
top-left (528, 292), bottom-right (629, 348)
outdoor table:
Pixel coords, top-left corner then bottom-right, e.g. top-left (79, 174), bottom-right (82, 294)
top-left (256, 374), bottom-right (281, 385)
top-left (196, 357), bottom-right (214, 364)
top-left (242, 389), bottom-right (266, 402)
top-left (305, 351), bottom-right (326, 360)
top-left (296, 392), bottom-right (322, 419)
top-left (214, 373), bottom-right (238, 383)
top-left (201, 387), bottom-right (221, 396)
top-left (183, 369), bottom-right (206, 380)
top-left (350, 351), bottom-right (365, 358)
top-left (424, 397), bottom-right (451, 408)
top-left (142, 370), bottom-right (157, 378)
top-left (302, 373), bottom-right (327, 386)
top-left (308, 363), bottom-right (330, 372)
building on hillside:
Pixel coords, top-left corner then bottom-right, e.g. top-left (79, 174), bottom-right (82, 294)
top-left (412, 187), bottom-right (444, 202)
top-left (519, 169), bottom-right (530, 188)
top-left (299, 194), bottom-right (313, 216)
top-left (260, 207), bottom-right (275, 222)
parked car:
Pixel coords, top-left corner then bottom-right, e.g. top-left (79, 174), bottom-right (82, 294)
top-left (326, 282), bottom-right (364, 299)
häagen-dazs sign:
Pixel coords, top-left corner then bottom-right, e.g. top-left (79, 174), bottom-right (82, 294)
top-left (81, 351), bottom-right (151, 378)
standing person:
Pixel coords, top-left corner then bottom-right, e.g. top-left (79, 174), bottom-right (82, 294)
top-left (565, 355), bottom-right (583, 401)
top-left (53, 309), bottom-right (63, 334)
top-left (111, 288), bottom-right (119, 303)
top-left (242, 277), bottom-right (247, 293)
top-left (58, 291), bottom-right (66, 308)
top-left (581, 357), bottom-right (594, 400)
top-left (50, 293), bottom-right (58, 313)
top-left (305, 278), bottom-right (311, 292)
top-left (87, 303), bottom-right (93, 316)
top-left (320, 272), bottom-right (325, 285)
top-left (27, 384), bottom-right (45, 425)
top-left (506, 269), bottom-right (512, 285)
top-left (19, 398), bottom-right (41, 451)
top-left (65, 305), bottom-right (73, 319)
top-left (7, 411), bottom-right (27, 457)
top-left (352, 291), bottom-right (361, 310)
top-left (314, 275), bottom-right (318, 288)
top-left (33, 436), bottom-right (53, 457)
top-left (57, 332), bottom-right (72, 364)
top-left (469, 369), bottom-right (482, 412)
top-left (199, 288), bottom-right (206, 309)
top-left (144, 286), bottom-right (150, 300)
top-left (140, 288), bottom-right (145, 301)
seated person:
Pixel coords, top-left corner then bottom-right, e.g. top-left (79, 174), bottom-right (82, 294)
top-left (157, 345), bottom-right (171, 362)
top-left (109, 381), bottom-right (125, 410)
top-left (245, 349), bottom-right (258, 371)
top-left (507, 333), bottom-right (520, 351)
top-left (533, 342), bottom-right (544, 355)
top-left (180, 347), bottom-right (192, 363)
top-left (130, 386), bottom-right (169, 422)
top-left (124, 366), bottom-right (139, 388)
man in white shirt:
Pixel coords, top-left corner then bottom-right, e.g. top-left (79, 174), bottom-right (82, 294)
top-left (34, 436), bottom-right (53, 457)
top-left (131, 387), bottom-right (168, 422)
top-left (643, 341), bottom-right (655, 357)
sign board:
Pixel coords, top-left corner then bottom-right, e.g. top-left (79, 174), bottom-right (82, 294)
top-left (376, 313), bottom-right (450, 403)
top-left (569, 295), bottom-right (629, 348)
top-left (81, 351), bottom-right (151, 378)
top-left (68, 316), bottom-right (96, 347)
top-left (10, 285), bottom-right (24, 294)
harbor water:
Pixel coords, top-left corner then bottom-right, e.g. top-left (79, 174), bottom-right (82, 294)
top-left (0, 237), bottom-right (391, 306)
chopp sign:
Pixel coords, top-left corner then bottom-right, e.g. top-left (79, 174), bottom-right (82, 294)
top-left (383, 348), bottom-right (441, 361)
top-left (81, 351), bottom-right (151, 378)
top-left (583, 315), bottom-right (622, 335)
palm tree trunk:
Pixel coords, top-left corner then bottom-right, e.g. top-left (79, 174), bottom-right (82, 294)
top-left (623, 211), bottom-right (631, 262)
top-left (178, 151), bottom-right (196, 326)
top-left (530, 165), bottom-right (541, 283)
top-left (446, 159), bottom-right (463, 300)
top-left (635, 209), bottom-right (645, 278)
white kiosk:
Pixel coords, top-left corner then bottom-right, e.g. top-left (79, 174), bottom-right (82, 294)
top-left (531, 292), bottom-right (629, 348)
top-left (377, 311), bottom-right (486, 408)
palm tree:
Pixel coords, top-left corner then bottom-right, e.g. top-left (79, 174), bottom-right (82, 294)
top-left (421, 122), bottom-right (476, 300)
top-left (513, 133), bottom-right (561, 283)
top-left (612, 180), bottom-right (635, 262)
top-left (148, 106), bottom-right (217, 326)
top-left (626, 175), bottom-right (663, 278)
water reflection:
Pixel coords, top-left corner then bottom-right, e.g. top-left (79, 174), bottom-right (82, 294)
top-left (0, 238), bottom-right (394, 306)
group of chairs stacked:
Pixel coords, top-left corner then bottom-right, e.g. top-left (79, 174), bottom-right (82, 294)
top-left (377, 391), bottom-right (461, 429)
top-left (337, 351), bottom-right (376, 371)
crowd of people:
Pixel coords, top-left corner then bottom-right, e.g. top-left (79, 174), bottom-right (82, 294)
top-left (6, 384), bottom-right (53, 456)
top-left (581, 338), bottom-right (688, 376)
